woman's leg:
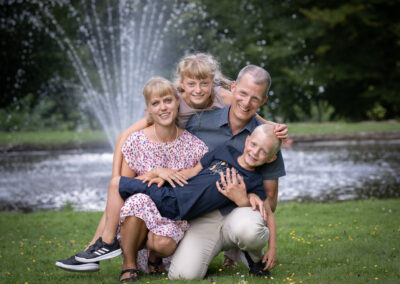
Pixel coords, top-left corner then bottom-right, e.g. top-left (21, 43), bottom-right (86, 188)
top-left (146, 232), bottom-right (177, 273)
top-left (120, 216), bottom-right (148, 280)
top-left (146, 232), bottom-right (177, 258)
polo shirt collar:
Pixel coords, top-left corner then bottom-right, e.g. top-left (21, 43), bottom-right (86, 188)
top-left (218, 106), bottom-right (260, 134)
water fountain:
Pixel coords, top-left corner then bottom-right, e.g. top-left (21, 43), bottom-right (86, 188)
top-left (2, 0), bottom-right (200, 147)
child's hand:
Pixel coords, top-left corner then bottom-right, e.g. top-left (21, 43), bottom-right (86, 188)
top-left (216, 168), bottom-right (248, 206)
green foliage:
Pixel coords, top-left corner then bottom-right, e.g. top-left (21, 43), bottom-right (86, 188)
top-left (0, 199), bottom-right (399, 283)
top-left (1, 0), bottom-right (400, 126)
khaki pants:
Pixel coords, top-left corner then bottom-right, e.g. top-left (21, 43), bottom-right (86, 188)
top-left (168, 207), bottom-right (269, 280)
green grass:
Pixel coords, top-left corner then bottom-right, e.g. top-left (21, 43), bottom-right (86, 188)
top-left (288, 121), bottom-right (400, 134)
top-left (0, 199), bottom-right (399, 283)
top-left (0, 130), bottom-right (107, 145)
top-left (1, 121), bottom-right (400, 147)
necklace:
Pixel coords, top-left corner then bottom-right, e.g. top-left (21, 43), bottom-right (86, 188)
top-left (153, 124), bottom-right (179, 145)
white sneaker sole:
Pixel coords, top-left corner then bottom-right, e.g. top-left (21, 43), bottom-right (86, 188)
top-left (55, 261), bottom-right (99, 272)
top-left (75, 248), bottom-right (122, 263)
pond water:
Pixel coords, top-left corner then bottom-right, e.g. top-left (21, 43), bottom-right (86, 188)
top-left (1, 140), bottom-right (399, 212)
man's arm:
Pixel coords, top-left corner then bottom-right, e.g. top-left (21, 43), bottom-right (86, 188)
top-left (263, 179), bottom-right (278, 213)
top-left (262, 199), bottom-right (277, 270)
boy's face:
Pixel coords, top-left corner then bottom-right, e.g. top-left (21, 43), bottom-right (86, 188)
top-left (242, 131), bottom-right (276, 169)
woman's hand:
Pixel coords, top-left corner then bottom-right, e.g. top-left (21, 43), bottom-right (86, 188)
top-left (274, 123), bottom-right (288, 141)
top-left (216, 168), bottom-right (248, 206)
top-left (136, 171), bottom-right (158, 183)
top-left (153, 168), bottom-right (188, 188)
top-left (147, 177), bottom-right (166, 188)
top-left (248, 193), bottom-right (267, 222)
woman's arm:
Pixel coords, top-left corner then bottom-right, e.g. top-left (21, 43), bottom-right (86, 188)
top-left (111, 117), bottom-right (149, 178)
top-left (121, 158), bottom-right (137, 178)
top-left (178, 162), bottom-right (203, 180)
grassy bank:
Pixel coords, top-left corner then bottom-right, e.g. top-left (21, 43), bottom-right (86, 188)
top-left (1, 121), bottom-right (400, 149)
top-left (287, 121), bottom-right (400, 134)
top-left (0, 199), bottom-right (399, 283)
top-left (0, 130), bottom-right (107, 145)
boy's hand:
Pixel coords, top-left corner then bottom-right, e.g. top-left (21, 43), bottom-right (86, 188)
top-left (248, 193), bottom-right (267, 222)
top-left (262, 246), bottom-right (277, 270)
top-left (216, 168), bottom-right (248, 206)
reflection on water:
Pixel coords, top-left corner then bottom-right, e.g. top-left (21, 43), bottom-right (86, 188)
top-left (0, 140), bottom-right (399, 211)
top-left (280, 140), bottom-right (400, 202)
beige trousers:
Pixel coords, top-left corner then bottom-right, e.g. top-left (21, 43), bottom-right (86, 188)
top-left (168, 207), bottom-right (269, 280)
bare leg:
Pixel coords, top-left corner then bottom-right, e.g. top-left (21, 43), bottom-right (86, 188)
top-left (120, 216), bottom-right (148, 280)
top-left (102, 176), bottom-right (124, 244)
top-left (88, 213), bottom-right (106, 246)
top-left (146, 232), bottom-right (177, 258)
top-left (146, 232), bottom-right (177, 273)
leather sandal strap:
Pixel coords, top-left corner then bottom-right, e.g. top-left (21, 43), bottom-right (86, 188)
top-left (120, 268), bottom-right (139, 276)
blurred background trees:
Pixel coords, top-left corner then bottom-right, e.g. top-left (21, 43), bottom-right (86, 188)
top-left (1, 0), bottom-right (399, 132)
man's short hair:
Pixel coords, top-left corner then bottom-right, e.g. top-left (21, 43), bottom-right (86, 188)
top-left (236, 65), bottom-right (271, 98)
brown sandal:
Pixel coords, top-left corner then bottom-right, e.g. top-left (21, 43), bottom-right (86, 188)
top-left (119, 268), bottom-right (139, 282)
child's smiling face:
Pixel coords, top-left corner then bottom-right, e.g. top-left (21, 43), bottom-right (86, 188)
top-left (180, 76), bottom-right (214, 109)
top-left (241, 131), bottom-right (277, 170)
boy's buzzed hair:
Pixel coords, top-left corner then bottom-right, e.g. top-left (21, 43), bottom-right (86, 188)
top-left (253, 124), bottom-right (281, 158)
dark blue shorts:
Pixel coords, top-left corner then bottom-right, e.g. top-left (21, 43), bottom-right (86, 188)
top-left (119, 176), bottom-right (181, 220)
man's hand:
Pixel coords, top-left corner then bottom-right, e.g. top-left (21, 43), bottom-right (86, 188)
top-left (274, 123), bottom-right (288, 141)
top-left (216, 168), bottom-right (248, 206)
top-left (262, 246), bottom-right (277, 270)
top-left (248, 193), bottom-right (267, 222)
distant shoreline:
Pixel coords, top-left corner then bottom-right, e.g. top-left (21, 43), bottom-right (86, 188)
top-left (2, 130), bottom-right (400, 152)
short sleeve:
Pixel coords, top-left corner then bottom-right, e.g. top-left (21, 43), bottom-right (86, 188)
top-left (121, 132), bottom-right (140, 173)
top-left (259, 150), bottom-right (286, 180)
top-left (200, 149), bottom-right (216, 168)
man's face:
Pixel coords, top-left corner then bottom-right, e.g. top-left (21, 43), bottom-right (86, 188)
top-left (230, 73), bottom-right (268, 123)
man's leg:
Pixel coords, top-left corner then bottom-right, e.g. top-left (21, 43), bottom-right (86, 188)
top-left (168, 210), bottom-right (224, 280)
top-left (221, 207), bottom-right (269, 263)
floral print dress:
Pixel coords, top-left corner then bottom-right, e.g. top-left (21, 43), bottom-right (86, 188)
top-left (119, 129), bottom-right (208, 272)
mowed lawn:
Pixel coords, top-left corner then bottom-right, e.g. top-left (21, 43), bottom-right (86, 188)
top-left (0, 199), bottom-right (399, 283)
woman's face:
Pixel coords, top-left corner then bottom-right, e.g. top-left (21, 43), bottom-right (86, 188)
top-left (180, 76), bottom-right (214, 108)
top-left (147, 93), bottom-right (179, 127)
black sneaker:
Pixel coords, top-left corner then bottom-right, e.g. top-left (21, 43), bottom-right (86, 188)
top-left (55, 255), bottom-right (100, 272)
top-left (75, 237), bottom-right (122, 263)
top-left (241, 251), bottom-right (271, 277)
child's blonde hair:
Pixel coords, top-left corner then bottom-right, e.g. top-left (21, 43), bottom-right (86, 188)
top-left (175, 53), bottom-right (232, 93)
top-left (253, 124), bottom-right (281, 159)
top-left (143, 77), bottom-right (179, 124)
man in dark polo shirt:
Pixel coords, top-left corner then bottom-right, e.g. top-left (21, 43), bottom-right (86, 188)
top-left (168, 65), bottom-right (286, 279)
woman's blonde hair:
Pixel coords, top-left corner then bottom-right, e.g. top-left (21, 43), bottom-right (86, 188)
top-left (143, 77), bottom-right (179, 124)
top-left (175, 53), bottom-right (232, 93)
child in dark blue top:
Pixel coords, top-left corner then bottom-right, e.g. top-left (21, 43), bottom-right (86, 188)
top-left (119, 124), bottom-right (281, 221)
